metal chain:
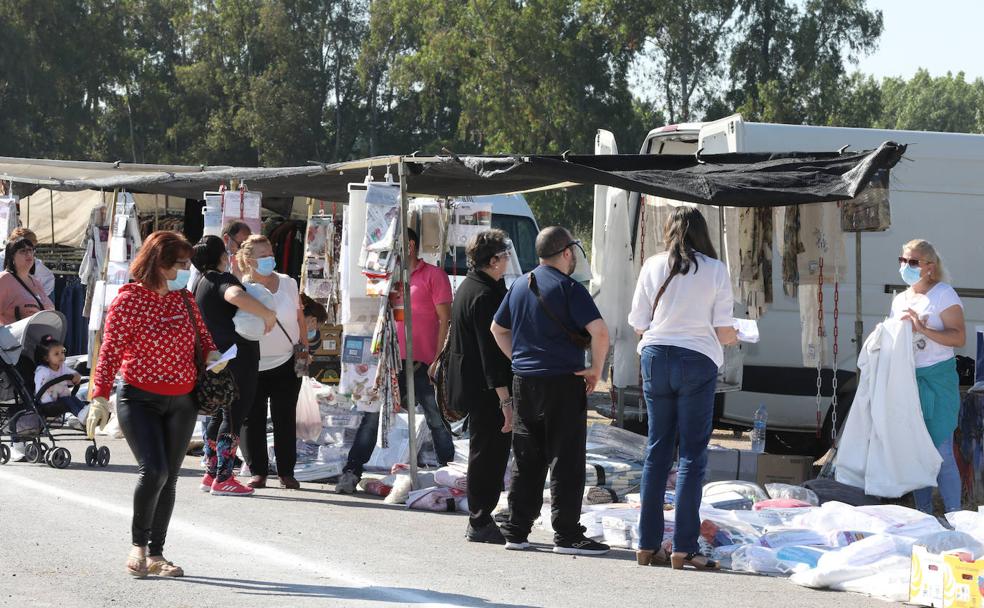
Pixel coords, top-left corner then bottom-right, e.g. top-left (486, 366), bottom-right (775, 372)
top-left (815, 257), bottom-right (824, 439)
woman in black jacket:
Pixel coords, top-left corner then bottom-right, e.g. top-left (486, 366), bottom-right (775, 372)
top-left (447, 229), bottom-right (515, 544)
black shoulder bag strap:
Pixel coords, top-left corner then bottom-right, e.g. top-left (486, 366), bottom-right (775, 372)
top-left (12, 273), bottom-right (44, 310)
top-left (181, 291), bottom-right (205, 375)
top-left (528, 272), bottom-right (591, 350)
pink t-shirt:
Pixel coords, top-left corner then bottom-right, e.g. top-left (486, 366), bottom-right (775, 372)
top-left (0, 271), bottom-right (54, 324)
top-left (396, 260), bottom-right (452, 365)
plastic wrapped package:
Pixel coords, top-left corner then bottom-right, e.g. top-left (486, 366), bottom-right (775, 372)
top-left (913, 530), bottom-right (984, 557)
top-left (790, 534), bottom-right (916, 591)
top-left (757, 529), bottom-right (827, 549)
top-left (946, 510), bottom-right (984, 544)
top-left (384, 474), bottom-right (414, 505)
top-left (791, 501), bottom-right (940, 536)
top-left (827, 531), bottom-right (870, 547)
top-left (704, 491), bottom-right (754, 511)
top-left (753, 498), bottom-right (813, 511)
top-left (583, 457), bottom-right (643, 497)
top-left (434, 464), bottom-right (468, 491)
top-left (730, 545), bottom-right (802, 575)
top-left (699, 517), bottom-right (762, 549)
top-left (323, 414), bottom-right (362, 428)
top-left (703, 481), bottom-right (769, 504)
top-left (585, 423), bottom-right (647, 461)
top-left (826, 555), bottom-right (912, 602)
top-left (775, 545), bottom-right (829, 568)
top-left (602, 510), bottom-right (643, 549)
top-left (710, 544), bottom-right (743, 570)
top-left (407, 486), bottom-right (467, 512)
top-left (765, 483), bottom-right (820, 506)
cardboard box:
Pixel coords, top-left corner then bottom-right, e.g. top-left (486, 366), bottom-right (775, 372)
top-left (315, 325), bottom-right (342, 356)
top-left (909, 545), bottom-right (984, 608)
top-left (943, 553), bottom-right (984, 608)
top-left (704, 448), bottom-right (814, 487)
top-left (704, 447), bottom-right (740, 483)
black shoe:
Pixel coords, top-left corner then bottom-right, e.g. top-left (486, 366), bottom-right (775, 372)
top-left (553, 537), bottom-right (610, 556)
top-left (466, 522), bottom-right (506, 545)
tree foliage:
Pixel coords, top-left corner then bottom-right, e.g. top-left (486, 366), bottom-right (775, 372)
top-left (1, 1), bottom-right (982, 230)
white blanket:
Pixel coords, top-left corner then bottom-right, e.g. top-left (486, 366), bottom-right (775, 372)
top-left (834, 318), bottom-right (941, 497)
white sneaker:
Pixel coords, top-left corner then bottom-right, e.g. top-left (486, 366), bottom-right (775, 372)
top-left (335, 471), bottom-right (358, 494)
top-left (65, 415), bottom-right (84, 431)
top-left (504, 540), bottom-right (531, 551)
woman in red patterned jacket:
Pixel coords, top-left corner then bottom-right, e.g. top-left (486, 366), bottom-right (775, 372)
top-left (86, 231), bottom-right (222, 579)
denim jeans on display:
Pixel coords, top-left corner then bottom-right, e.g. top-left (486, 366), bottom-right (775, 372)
top-left (637, 345), bottom-right (718, 554)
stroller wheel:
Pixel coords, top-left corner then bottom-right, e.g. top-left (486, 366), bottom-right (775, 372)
top-left (48, 447), bottom-right (71, 469)
top-left (96, 446), bottom-right (111, 467)
top-left (37, 442), bottom-right (48, 457)
top-left (0, 444), bottom-right (9, 465)
top-left (24, 442), bottom-right (41, 464)
top-left (85, 445), bottom-right (97, 467)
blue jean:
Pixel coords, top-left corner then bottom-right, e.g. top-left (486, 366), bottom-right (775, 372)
top-left (343, 364), bottom-right (455, 476)
top-left (638, 345), bottom-right (718, 554)
top-left (913, 436), bottom-right (961, 514)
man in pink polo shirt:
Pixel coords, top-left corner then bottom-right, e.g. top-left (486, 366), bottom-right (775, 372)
top-left (336, 228), bottom-right (453, 493)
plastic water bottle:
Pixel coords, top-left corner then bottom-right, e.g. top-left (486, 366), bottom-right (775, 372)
top-left (751, 404), bottom-right (767, 454)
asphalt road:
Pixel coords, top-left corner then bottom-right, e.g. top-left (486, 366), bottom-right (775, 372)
top-left (0, 437), bottom-right (892, 608)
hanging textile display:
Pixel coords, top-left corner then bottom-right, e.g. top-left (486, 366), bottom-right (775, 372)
top-left (447, 201), bottom-right (492, 248)
top-left (841, 168), bottom-right (891, 232)
top-left (86, 192), bottom-right (142, 370)
top-left (201, 190), bottom-right (225, 237)
top-left (0, 196), bottom-right (19, 245)
top-left (781, 205), bottom-right (804, 298)
top-left (737, 207), bottom-right (773, 319)
top-left (796, 202), bottom-right (846, 367)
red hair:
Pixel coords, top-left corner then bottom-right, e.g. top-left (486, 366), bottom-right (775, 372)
top-left (130, 231), bottom-right (193, 291)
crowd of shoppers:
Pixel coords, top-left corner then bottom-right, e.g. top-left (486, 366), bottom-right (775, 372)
top-left (0, 208), bottom-right (952, 576)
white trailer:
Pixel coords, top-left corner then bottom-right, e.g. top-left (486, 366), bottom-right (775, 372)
top-left (591, 114), bottom-right (984, 454)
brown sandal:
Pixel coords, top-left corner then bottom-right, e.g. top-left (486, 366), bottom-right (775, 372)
top-left (636, 547), bottom-right (670, 566)
top-left (126, 548), bottom-right (148, 578)
top-left (670, 551), bottom-right (720, 571)
top-left (146, 559), bottom-right (184, 577)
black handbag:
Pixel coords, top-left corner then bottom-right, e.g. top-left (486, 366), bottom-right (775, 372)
top-left (182, 293), bottom-right (238, 415)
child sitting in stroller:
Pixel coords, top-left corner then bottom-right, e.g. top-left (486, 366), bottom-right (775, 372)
top-left (33, 336), bottom-right (85, 430)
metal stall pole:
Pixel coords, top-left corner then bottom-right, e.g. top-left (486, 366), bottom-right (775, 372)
top-left (855, 232), bottom-right (863, 363)
top-left (398, 159), bottom-right (419, 488)
top-left (49, 189), bottom-right (56, 244)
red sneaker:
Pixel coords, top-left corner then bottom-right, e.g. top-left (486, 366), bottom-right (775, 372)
top-left (200, 473), bottom-right (215, 493)
top-left (210, 477), bottom-right (255, 497)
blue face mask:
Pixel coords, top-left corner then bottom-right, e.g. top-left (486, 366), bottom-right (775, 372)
top-left (255, 256), bottom-right (276, 276)
top-left (307, 329), bottom-right (319, 341)
top-left (900, 264), bottom-right (921, 286)
top-left (167, 268), bottom-right (191, 291)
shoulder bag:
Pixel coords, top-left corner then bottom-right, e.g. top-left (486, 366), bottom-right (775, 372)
top-left (182, 292), bottom-right (238, 415)
top-left (528, 272), bottom-right (591, 350)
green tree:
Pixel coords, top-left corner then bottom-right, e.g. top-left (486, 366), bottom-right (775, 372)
top-left (878, 69), bottom-right (984, 134)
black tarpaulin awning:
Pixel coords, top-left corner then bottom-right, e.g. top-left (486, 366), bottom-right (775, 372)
top-left (0, 141), bottom-right (906, 206)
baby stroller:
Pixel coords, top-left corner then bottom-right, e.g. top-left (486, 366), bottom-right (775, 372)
top-left (0, 310), bottom-right (110, 468)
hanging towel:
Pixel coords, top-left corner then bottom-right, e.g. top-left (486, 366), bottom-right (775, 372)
top-left (916, 357), bottom-right (961, 446)
top-left (834, 318), bottom-right (942, 497)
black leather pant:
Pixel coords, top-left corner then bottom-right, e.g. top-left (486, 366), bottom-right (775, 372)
top-left (116, 383), bottom-right (197, 557)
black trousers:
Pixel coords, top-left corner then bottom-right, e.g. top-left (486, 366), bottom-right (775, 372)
top-left (501, 374), bottom-right (587, 544)
top-left (116, 384), bottom-right (198, 557)
top-left (241, 356), bottom-right (301, 478)
top-left (466, 391), bottom-right (512, 528)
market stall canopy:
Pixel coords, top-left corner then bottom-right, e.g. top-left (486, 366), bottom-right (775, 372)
top-left (0, 142), bottom-right (906, 206)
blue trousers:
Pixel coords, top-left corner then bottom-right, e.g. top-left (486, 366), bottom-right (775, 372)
top-left (913, 435), bottom-right (961, 514)
top-left (638, 345), bottom-right (718, 554)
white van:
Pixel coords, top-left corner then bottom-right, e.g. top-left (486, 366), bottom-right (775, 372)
top-left (440, 193), bottom-right (540, 287)
top-left (593, 114), bottom-right (984, 454)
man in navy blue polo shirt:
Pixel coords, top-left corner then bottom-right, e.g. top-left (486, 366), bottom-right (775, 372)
top-left (491, 226), bottom-right (611, 556)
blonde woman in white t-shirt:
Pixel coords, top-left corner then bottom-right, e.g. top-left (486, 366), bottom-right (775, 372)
top-left (628, 206), bottom-right (737, 571)
top-left (893, 239), bottom-right (965, 514)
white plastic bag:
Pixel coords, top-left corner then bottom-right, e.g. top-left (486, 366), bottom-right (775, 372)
top-left (730, 545), bottom-right (801, 575)
top-left (234, 282), bottom-right (275, 340)
top-left (295, 380), bottom-right (322, 442)
top-left (703, 481), bottom-right (769, 504)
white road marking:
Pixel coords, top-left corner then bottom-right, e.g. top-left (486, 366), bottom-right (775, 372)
top-left (0, 468), bottom-right (461, 607)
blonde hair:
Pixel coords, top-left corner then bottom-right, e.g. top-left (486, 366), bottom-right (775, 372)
top-left (904, 239), bottom-right (949, 282)
top-left (236, 235), bottom-right (272, 282)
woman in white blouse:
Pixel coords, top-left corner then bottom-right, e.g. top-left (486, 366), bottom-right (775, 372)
top-left (628, 206), bottom-right (737, 571)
